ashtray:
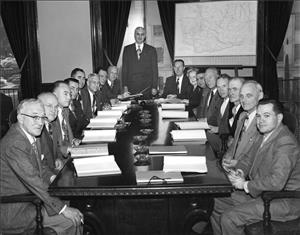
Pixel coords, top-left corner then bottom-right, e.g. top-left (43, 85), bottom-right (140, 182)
top-left (132, 135), bottom-right (148, 143)
top-left (139, 118), bottom-right (152, 124)
top-left (139, 113), bottom-right (152, 118)
top-left (133, 145), bottom-right (149, 154)
top-left (140, 128), bottom-right (153, 135)
top-left (138, 110), bottom-right (150, 114)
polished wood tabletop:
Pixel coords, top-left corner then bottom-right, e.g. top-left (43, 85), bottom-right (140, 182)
top-left (49, 101), bottom-right (232, 197)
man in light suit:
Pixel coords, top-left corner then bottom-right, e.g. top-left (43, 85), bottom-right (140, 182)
top-left (0, 99), bottom-right (83, 234)
top-left (162, 59), bottom-right (192, 99)
top-left (122, 26), bottom-right (158, 99)
top-left (222, 80), bottom-right (264, 164)
top-left (211, 99), bottom-right (300, 235)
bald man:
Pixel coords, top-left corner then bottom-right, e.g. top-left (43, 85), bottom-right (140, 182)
top-left (122, 26), bottom-right (158, 99)
top-left (0, 98), bottom-right (83, 234)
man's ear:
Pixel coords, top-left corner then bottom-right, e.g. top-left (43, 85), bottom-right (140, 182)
top-left (17, 113), bottom-right (23, 124)
top-left (278, 113), bottom-right (283, 124)
top-left (258, 91), bottom-right (264, 101)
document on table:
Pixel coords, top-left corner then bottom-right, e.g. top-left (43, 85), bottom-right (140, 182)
top-left (136, 171), bottom-right (183, 184)
top-left (97, 110), bottom-right (123, 118)
top-left (170, 129), bottom-right (207, 142)
top-left (174, 120), bottom-right (210, 130)
top-left (161, 103), bottom-right (185, 110)
top-left (163, 156), bottom-right (207, 173)
top-left (70, 144), bottom-right (109, 158)
top-left (161, 110), bottom-right (188, 119)
top-left (82, 129), bottom-right (116, 143)
top-left (87, 117), bottom-right (118, 129)
top-left (73, 155), bottom-right (121, 177)
top-left (149, 145), bottom-right (187, 155)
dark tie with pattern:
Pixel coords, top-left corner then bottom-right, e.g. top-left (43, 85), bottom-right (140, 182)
top-left (208, 90), bottom-right (214, 107)
top-left (137, 45), bottom-right (141, 60)
top-left (176, 77), bottom-right (179, 94)
top-left (62, 109), bottom-right (69, 142)
top-left (48, 122), bottom-right (53, 138)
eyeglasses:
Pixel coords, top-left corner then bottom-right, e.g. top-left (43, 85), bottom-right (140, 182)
top-left (21, 113), bottom-right (48, 122)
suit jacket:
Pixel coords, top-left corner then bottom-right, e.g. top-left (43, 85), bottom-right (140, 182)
top-left (52, 109), bottom-right (74, 159)
top-left (224, 112), bottom-right (262, 161)
top-left (162, 75), bottom-right (192, 99)
top-left (69, 100), bottom-right (89, 139)
top-left (187, 86), bottom-right (202, 117)
top-left (0, 124), bottom-right (64, 233)
top-left (228, 105), bottom-right (244, 136)
top-left (101, 79), bottom-right (121, 100)
top-left (195, 87), bottom-right (210, 119)
top-left (0, 92), bottom-right (13, 138)
top-left (122, 43), bottom-right (158, 98)
top-left (204, 90), bottom-right (223, 126)
top-left (81, 86), bottom-right (105, 119)
top-left (236, 124), bottom-right (300, 221)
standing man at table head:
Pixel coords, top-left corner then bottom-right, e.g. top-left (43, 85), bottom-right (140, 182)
top-left (222, 80), bottom-right (264, 166)
top-left (162, 59), bottom-right (192, 99)
top-left (211, 99), bottom-right (300, 235)
top-left (0, 98), bottom-right (83, 235)
top-left (122, 26), bottom-right (158, 99)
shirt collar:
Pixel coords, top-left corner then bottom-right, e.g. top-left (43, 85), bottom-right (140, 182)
top-left (247, 109), bottom-right (256, 123)
top-left (20, 126), bottom-right (36, 144)
top-left (107, 79), bottom-right (112, 86)
top-left (135, 43), bottom-right (144, 51)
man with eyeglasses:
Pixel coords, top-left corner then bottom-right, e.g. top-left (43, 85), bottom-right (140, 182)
top-left (38, 92), bottom-right (64, 172)
top-left (0, 98), bottom-right (83, 234)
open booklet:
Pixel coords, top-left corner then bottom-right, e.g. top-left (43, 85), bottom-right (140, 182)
top-left (136, 171), bottom-right (183, 185)
top-left (73, 155), bottom-right (121, 177)
top-left (163, 155), bottom-right (207, 173)
top-left (70, 143), bottom-right (109, 158)
top-left (87, 117), bottom-right (119, 129)
top-left (82, 129), bottom-right (116, 143)
top-left (174, 120), bottom-right (210, 130)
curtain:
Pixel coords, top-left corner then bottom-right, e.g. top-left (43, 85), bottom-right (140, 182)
top-left (157, 1), bottom-right (176, 61)
top-left (1, 1), bottom-right (41, 99)
top-left (257, 0), bottom-right (294, 99)
top-left (100, 1), bottom-right (131, 69)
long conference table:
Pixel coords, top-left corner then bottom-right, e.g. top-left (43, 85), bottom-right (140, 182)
top-left (49, 101), bottom-right (232, 235)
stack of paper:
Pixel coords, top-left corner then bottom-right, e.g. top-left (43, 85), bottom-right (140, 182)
top-left (174, 120), bottom-right (210, 130)
top-left (163, 156), bottom-right (207, 173)
top-left (136, 171), bottom-right (183, 184)
top-left (82, 129), bottom-right (116, 143)
top-left (73, 155), bottom-right (121, 177)
top-left (87, 117), bottom-right (118, 129)
top-left (170, 129), bottom-right (207, 144)
top-left (70, 144), bottom-right (109, 158)
top-left (161, 111), bottom-right (188, 119)
top-left (149, 145), bottom-right (187, 155)
top-left (97, 110), bottom-right (123, 118)
top-left (111, 102), bottom-right (130, 111)
top-left (161, 103), bottom-right (185, 110)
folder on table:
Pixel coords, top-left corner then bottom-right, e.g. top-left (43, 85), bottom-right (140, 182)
top-left (73, 155), bottom-right (121, 177)
top-left (161, 103), bottom-right (185, 110)
top-left (170, 129), bottom-right (207, 142)
top-left (161, 110), bottom-right (188, 119)
top-left (149, 145), bottom-right (187, 155)
top-left (136, 171), bottom-right (183, 185)
top-left (97, 110), bottom-right (123, 118)
top-left (82, 129), bottom-right (116, 143)
top-left (87, 117), bottom-right (118, 129)
top-left (174, 120), bottom-right (210, 130)
top-left (163, 156), bottom-right (207, 173)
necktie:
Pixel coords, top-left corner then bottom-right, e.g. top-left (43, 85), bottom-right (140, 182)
top-left (48, 122), bottom-right (53, 138)
top-left (32, 141), bottom-right (39, 157)
top-left (92, 94), bottom-right (97, 115)
top-left (70, 101), bottom-right (76, 118)
top-left (61, 109), bottom-right (69, 142)
top-left (32, 141), bottom-right (42, 176)
top-left (238, 114), bottom-right (249, 141)
top-left (176, 77), bottom-right (180, 94)
top-left (208, 90), bottom-right (214, 107)
top-left (137, 45), bottom-right (141, 60)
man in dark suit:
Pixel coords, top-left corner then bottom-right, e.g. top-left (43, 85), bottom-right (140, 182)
top-left (194, 72), bottom-right (210, 118)
top-left (0, 92), bottom-right (13, 138)
top-left (200, 67), bottom-right (223, 126)
top-left (64, 78), bottom-right (89, 139)
top-left (122, 26), bottom-right (158, 99)
top-left (211, 99), bottom-right (300, 235)
top-left (101, 65), bottom-right (122, 102)
top-left (186, 68), bottom-right (202, 117)
top-left (0, 98), bottom-right (83, 234)
top-left (228, 77), bottom-right (245, 137)
top-left (206, 74), bottom-right (232, 153)
top-left (162, 59), bottom-right (192, 99)
top-left (71, 67), bottom-right (86, 91)
top-left (81, 73), bottom-right (106, 120)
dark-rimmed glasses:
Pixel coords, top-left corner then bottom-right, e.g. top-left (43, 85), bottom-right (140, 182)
top-left (21, 113), bottom-right (48, 122)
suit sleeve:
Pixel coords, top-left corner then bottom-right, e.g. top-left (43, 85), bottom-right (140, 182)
top-left (122, 47), bottom-right (129, 87)
top-left (151, 47), bottom-right (158, 89)
top-left (5, 140), bottom-right (65, 216)
top-left (247, 136), bottom-right (299, 198)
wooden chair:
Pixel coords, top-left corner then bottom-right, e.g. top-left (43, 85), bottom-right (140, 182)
top-left (0, 194), bottom-right (56, 235)
top-left (245, 191), bottom-right (300, 235)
